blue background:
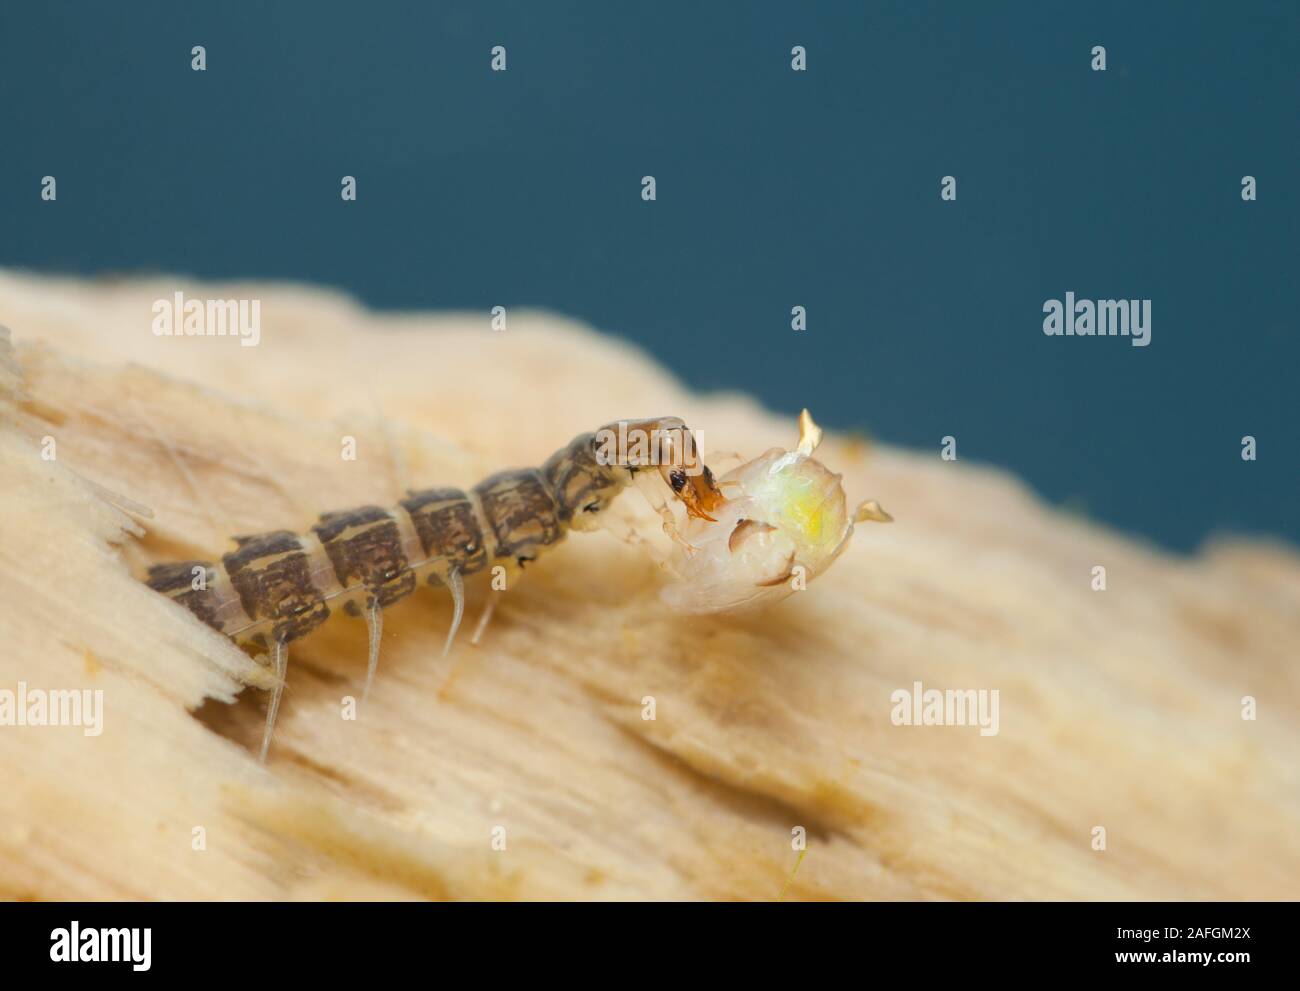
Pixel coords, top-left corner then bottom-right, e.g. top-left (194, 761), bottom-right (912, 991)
top-left (1, 1), bottom-right (1294, 551)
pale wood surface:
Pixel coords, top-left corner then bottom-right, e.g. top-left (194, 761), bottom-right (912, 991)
top-left (1, 270), bottom-right (1296, 900)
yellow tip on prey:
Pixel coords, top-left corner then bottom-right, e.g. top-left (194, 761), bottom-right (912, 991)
top-left (796, 408), bottom-right (823, 456)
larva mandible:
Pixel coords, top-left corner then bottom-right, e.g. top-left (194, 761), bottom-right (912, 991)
top-left (144, 410), bottom-right (891, 762)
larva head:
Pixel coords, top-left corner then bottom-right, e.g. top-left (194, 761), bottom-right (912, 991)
top-left (592, 416), bottom-right (727, 522)
top-left (661, 410), bottom-right (892, 614)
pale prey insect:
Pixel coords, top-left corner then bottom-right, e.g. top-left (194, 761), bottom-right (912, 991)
top-left (659, 409), bottom-right (893, 613)
top-left (145, 417), bottom-right (725, 761)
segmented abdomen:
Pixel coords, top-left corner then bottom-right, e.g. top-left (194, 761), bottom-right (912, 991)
top-left (145, 427), bottom-right (636, 654)
top-left (149, 481), bottom-right (514, 647)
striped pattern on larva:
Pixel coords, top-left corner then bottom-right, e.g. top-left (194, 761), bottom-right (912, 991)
top-left (145, 418), bottom-right (725, 761)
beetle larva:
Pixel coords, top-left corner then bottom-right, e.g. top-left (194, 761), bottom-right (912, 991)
top-left (144, 417), bottom-right (725, 761)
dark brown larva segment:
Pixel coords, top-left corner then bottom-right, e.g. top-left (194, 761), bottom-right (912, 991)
top-left (227, 529), bottom-right (302, 563)
top-left (222, 530), bottom-right (331, 645)
top-left (312, 506), bottom-right (415, 608)
top-left (474, 469), bottom-right (562, 564)
top-left (541, 432), bottom-right (621, 521)
top-left (400, 488), bottom-right (488, 574)
top-left (145, 561), bottom-right (223, 631)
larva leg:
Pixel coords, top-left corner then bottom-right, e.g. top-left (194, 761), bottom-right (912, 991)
top-left (362, 599), bottom-right (383, 701)
top-left (470, 594), bottom-right (498, 647)
top-left (259, 638), bottom-right (288, 763)
top-left (596, 513), bottom-right (664, 560)
top-left (632, 471), bottom-right (696, 552)
top-left (442, 568), bottom-right (465, 658)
